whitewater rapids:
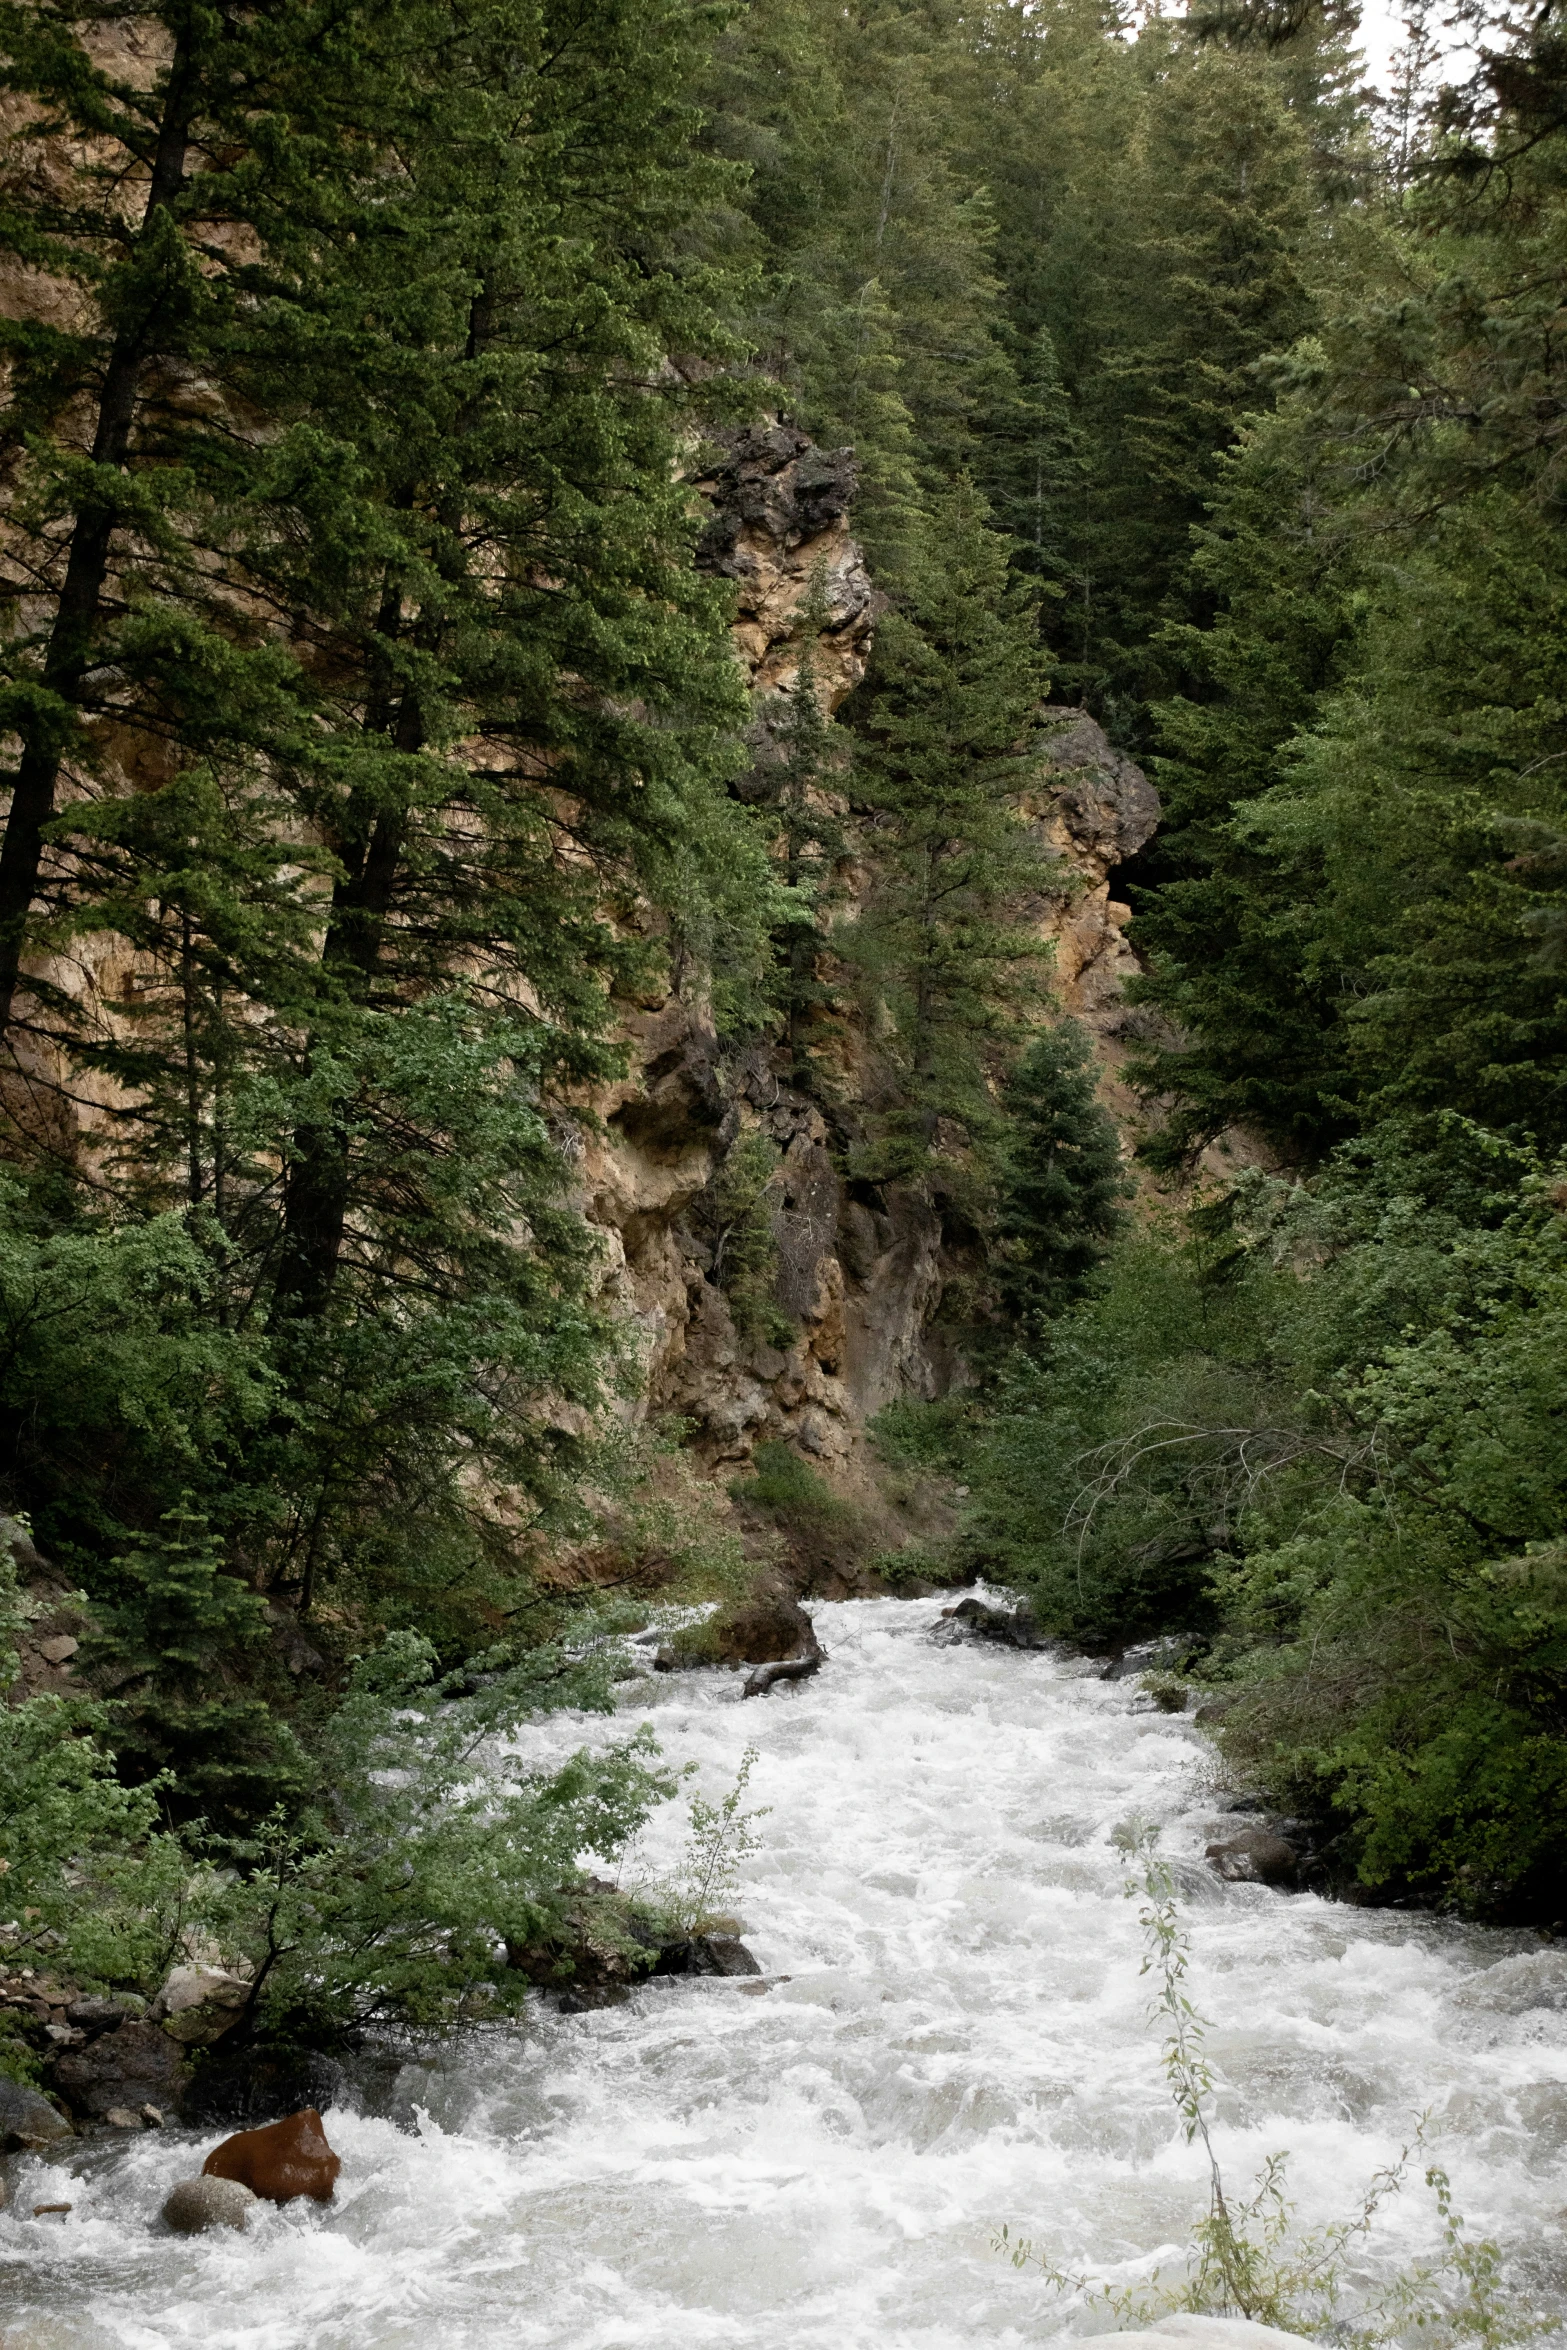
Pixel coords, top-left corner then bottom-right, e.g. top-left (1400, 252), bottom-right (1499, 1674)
top-left (3, 1593), bottom-right (1565, 2349)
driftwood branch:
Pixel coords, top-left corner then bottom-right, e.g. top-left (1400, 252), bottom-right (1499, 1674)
top-left (743, 1639), bottom-right (825, 1699)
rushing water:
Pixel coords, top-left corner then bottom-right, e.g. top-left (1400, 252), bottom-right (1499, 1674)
top-left (4, 1593), bottom-right (1566, 2350)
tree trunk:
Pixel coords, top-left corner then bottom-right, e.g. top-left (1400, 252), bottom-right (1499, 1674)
top-left (0, 38), bottom-right (200, 1040)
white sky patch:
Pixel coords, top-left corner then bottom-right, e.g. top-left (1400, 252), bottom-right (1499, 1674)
top-left (1356, 0), bottom-right (1411, 87)
top-left (1350, 0), bottom-right (1481, 97)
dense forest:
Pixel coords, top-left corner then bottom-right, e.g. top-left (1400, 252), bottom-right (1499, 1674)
top-left (1, 0), bottom-right (1564, 2074)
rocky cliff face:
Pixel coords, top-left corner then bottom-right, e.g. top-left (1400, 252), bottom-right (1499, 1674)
top-left (582, 424), bottom-right (1161, 1479)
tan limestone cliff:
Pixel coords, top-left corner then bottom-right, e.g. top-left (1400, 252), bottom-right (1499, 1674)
top-left (580, 425), bottom-right (1161, 1480)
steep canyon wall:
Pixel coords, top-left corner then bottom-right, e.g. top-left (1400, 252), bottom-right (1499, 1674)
top-left (584, 423), bottom-right (1161, 1480)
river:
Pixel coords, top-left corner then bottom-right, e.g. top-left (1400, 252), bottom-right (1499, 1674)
top-left (3, 1593), bottom-right (1565, 2349)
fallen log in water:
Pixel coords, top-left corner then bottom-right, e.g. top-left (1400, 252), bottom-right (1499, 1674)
top-left (743, 1641), bottom-right (824, 1699)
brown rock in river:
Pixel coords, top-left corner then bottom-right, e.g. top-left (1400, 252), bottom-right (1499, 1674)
top-left (202, 2106), bottom-right (341, 2204)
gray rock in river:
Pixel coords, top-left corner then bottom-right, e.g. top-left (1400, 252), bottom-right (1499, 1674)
top-left (653, 1934), bottom-right (763, 1978)
top-left (1205, 1827), bottom-right (1298, 1888)
top-left (49, 2016), bottom-right (189, 2120)
top-left (931, 1596), bottom-right (1046, 1649)
top-left (0, 2077), bottom-right (75, 2151)
top-left (162, 2174), bottom-right (258, 2233)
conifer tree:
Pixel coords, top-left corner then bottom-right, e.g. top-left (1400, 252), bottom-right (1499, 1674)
top-left (847, 479), bottom-right (1052, 1174)
top-left (0, 0), bottom-right (359, 1045)
top-left (994, 1020), bottom-right (1129, 1324)
top-left (701, 0), bottom-right (1017, 562)
top-left (1127, 392), bottom-right (1363, 1164)
top-left (0, 0), bottom-right (768, 1627)
top-left (761, 573), bottom-right (850, 1089)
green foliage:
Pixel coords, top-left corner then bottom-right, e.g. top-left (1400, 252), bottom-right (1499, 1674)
top-left (1129, 386), bottom-right (1365, 1164)
top-left (708, 1125), bottom-right (793, 1348)
top-left (970, 1137), bottom-right (1567, 1914)
top-left (868, 1396), bottom-right (980, 1481)
top-left (845, 478), bottom-right (1053, 1180)
top-left (994, 1021), bottom-right (1131, 1326)
top-left (0, 0), bottom-right (774, 1828)
top-left (0, 1182), bottom-right (275, 1547)
top-left (212, 1631), bottom-right (676, 2037)
top-left (701, 0), bottom-right (1016, 561)
top-left (655, 1746), bottom-right (769, 1938)
top-left (1, 1536), bottom-right (195, 1991)
top-left (867, 1539), bottom-right (951, 1590)
top-left (1128, 34), bottom-right (1567, 1164)
top-left (85, 1507), bottom-right (306, 1833)
top-left (731, 1440), bottom-right (853, 1532)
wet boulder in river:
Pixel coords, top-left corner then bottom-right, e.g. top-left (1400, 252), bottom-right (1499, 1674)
top-left (932, 1596), bottom-right (1045, 1649)
top-left (1205, 1827), bottom-right (1298, 1888)
top-left (49, 2017), bottom-right (189, 2121)
top-left (653, 1934), bottom-right (763, 1978)
top-left (658, 1592), bottom-right (817, 1670)
top-left (162, 2175), bottom-right (257, 2234)
top-left (202, 2106), bottom-right (340, 2204)
top-left (0, 2078), bottom-right (73, 2151)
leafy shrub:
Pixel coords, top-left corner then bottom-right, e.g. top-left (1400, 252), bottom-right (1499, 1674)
top-left (651, 1747), bottom-right (769, 1937)
top-left (211, 1631), bottom-right (678, 2038)
top-left (708, 1127), bottom-right (794, 1347)
top-left (733, 1441), bottom-right (850, 1524)
top-left (1, 1541), bottom-right (196, 1991)
top-left (968, 1134), bottom-right (1567, 1914)
top-left (868, 1397), bottom-right (980, 1479)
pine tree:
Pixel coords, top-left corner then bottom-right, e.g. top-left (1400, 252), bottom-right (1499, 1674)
top-left (0, 0), bottom-right (363, 1045)
top-left (701, 0), bottom-right (1017, 563)
top-left (0, 0), bottom-right (768, 1631)
top-left (759, 571), bottom-right (851, 1090)
top-left (847, 478), bottom-right (1052, 1175)
top-left (995, 1020), bottom-right (1130, 1324)
top-left (1127, 391), bottom-right (1364, 1165)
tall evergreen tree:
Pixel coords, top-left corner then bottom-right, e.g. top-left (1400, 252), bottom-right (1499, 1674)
top-left (0, 0), bottom-right (769, 1631)
top-left (994, 1019), bottom-right (1130, 1325)
top-left (701, 0), bottom-right (1017, 561)
top-left (762, 574), bottom-right (851, 1091)
top-left (846, 478), bottom-right (1051, 1176)
top-left (1127, 389), bottom-right (1365, 1164)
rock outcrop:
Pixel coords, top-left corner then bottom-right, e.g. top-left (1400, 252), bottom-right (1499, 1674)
top-left (656, 1592), bottom-right (817, 1669)
top-left (694, 422), bottom-right (877, 708)
top-left (1024, 706), bottom-right (1161, 1046)
top-left (49, 2016), bottom-right (189, 2121)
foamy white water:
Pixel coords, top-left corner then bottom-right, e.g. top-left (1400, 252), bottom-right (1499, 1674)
top-left (3, 1594), bottom-right (1565, 2350)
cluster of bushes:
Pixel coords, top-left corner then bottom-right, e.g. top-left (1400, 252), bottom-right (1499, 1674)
top-left (951, 1122), bottom-right (1567, 1920)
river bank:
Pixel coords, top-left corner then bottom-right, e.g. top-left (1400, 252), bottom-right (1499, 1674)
top-left (3, 1594), bottom-right (1565, 2349)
